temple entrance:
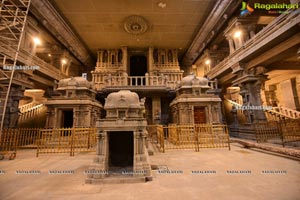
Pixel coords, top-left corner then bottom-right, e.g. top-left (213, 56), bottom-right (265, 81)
top-left (108, 131), bottom-right (134, 170)
top-left (130, 55), bottom-right (147, 85)
top-left (62, 110), bottom-right (73, 128)
top-left (194, 107), bottom-right (206, 124)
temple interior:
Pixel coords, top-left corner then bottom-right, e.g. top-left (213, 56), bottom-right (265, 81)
top-left (0, 0), bottom-right (300, 193)
top-left (1, 0), bottom-right (299, 132)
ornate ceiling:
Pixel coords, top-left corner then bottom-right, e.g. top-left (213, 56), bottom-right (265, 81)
top-left (50, 0), bottom-right (217, 58)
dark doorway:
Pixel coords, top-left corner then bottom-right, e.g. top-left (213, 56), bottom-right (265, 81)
top-left (109, 132), bottom-right (133, 169)
top-left (62, 110), bottom-right (73, 128)
top-left (130, 55), bottom-right (147, 85)
top-left (161, 97), bottom-right (172, 124)
top-left (194, 107), bottom-right (206, 124)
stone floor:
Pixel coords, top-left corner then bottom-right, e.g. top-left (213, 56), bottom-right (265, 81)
top-left (0, 143), bottom-right (300, 200)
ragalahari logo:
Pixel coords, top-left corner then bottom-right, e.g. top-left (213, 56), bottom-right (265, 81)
top-left (240, 1), bottom-right (254, 16)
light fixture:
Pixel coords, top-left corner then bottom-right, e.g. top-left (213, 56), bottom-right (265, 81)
top-left (61, 58), bottom-right (67, 64)
top-left (48, 54), bottom-right (51, 57)
top-left (158, 2), bottom-right (167, 8)
top-left (205, 59), bottom-right (211, 65)
top-left (33, 37), bottom-right (41, 45)
top-left (233, 31), bottom-right (242, 38)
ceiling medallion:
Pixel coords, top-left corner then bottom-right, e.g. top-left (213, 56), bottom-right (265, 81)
top-left (123, 15), bottom-right (149, 35)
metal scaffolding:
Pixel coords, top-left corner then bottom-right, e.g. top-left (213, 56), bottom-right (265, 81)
top-left (0, 0), bottom-right (31, 134)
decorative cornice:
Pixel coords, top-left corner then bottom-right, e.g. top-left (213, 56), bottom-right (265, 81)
top-left (181, 0), bottom-right (242, 68)
top-left (207, 12), bottom-right (300, 81)
top-left (30, 0), bottom-right (94, 68)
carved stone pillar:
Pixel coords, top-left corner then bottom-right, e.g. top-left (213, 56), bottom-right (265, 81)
top-left (253, 80), bottom-right (267, 122)
top-left (152, 96), bottom-right (161, 124)
top-left (173, 49), bottom-right (178, 63)
top-left (122, 46), bottom-right (127, 72)
top-left (46, 108), bottom-right (55, 128)
top-left (3, 86), bottom-right (25, 128)
top-left (74, 107), bottom-right (80, 127)
top-left (148, 46), bottom-right (153, 72)
top-left (237, 77), bottom-right (267, 123)
top-left (248, 24), bottom-right (256, 39)
top-left (233, 35), bottom-right (243, 49)
top-left (231, 65), bottom-right (268, 123)
top-left (107, 50), bottom-right (110, 65)
top-left (97, 50), bottom-right (103, 67)
top-left (226, 35), bottom-right (235, 54)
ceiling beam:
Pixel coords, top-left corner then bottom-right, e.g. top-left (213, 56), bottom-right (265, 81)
top-left (267, 62), bottom-right (300, 70)
top-left (181, 0), bottom-right (242, 69)
top-left (30, 0), bottom-right (95, 70)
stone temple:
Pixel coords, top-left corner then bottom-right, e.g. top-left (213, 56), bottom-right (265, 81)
top-left (1, 0), bottom-right (299, 132)
top-left (0, 0), bottom-right (300, 197)
top-left (86, 90), bottom-right (152, 183)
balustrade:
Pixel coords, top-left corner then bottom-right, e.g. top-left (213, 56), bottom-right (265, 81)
top-left (92, 73), bottom-right (183, 90)
top-left (18, 104), bottom-right (45, 123)
top-left (226, 98), bottom-right (300, 120)
top-left (19, 102), bottom-right (38, 113)
top-left (92, 72), bottom-right (220, 91)
top-left (273, 107), bottom-right (300, 119)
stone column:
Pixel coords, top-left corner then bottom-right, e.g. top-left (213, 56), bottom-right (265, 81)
top-left (83, 106), bottom-right (91, 127)
top-left (88, 130), bottom-right (108, 179)
top-left (122, 46), bottom-right (128, 73)
top-left (253, 80), bottom-right (267, 122)
top-left (107, 50), bottom-right (111, 66)
top-left (45, 108), bottom-right (55, 128)
top-left (239, 78), bottom-right (267, 123)
top-left (148, 46), bottom-right (153, 73)
top-left (173, 49), bottom-right (178, 64)
top-left (152, 96), bottom-right (161, 124)
top-left (4, 86), bottom-right (24, 128)
top-left (226, 35), bottom-right (235, 54)
top-left (233, 36), bottom-right (242, 50)
top-left (74, 107), bottom-right (80, 127)
top-left (248, 24), bottom-right (256, 39)
top-left (54, 108), bottom-right (59, 128)
top-left (97, 51), bottom-right (103, 67)
top-left (65, 59), bottom-right (72, 76)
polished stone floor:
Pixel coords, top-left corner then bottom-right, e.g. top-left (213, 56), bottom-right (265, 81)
top-left (0, 143), bottom-right (299, 200)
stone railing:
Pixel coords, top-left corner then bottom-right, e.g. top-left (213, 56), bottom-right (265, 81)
top-left (0, 46), bottom-right (67, 83)
top-left (225, 99), bottom-right (300, 120)
top-left (208, 10), bottom-right (300, 79)
top-left (152, 62), bottom-right (180, 70)
top-left (208, 80), bottom-right (218, 89)
top-left (18, 49), bottom-right (67, 80)
top-left (95, 62), bottom-right (123, 69)
top-left (92, 72), bottom-right (184, 91)
top-left (19, 102), bottom-right (40, 113)
top-left (18, 103), bottom-right (45, 123)
top-left (225, 99), bottom-right (241, 108)
top-left (272, 107), bottom-right (300, 119)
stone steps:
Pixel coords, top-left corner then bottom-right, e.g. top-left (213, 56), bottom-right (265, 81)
top-left (86, 176), bottom-right (149, 184)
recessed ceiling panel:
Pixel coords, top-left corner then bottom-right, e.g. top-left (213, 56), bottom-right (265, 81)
top-left (52, 0), bottom-right (217, 57)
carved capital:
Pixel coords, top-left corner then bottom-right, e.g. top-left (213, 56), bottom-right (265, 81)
top-left (231, 62), bottom-right (245, 74)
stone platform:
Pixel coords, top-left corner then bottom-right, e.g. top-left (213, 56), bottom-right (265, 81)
top-left (0, 144), bottom-right (299, 200)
